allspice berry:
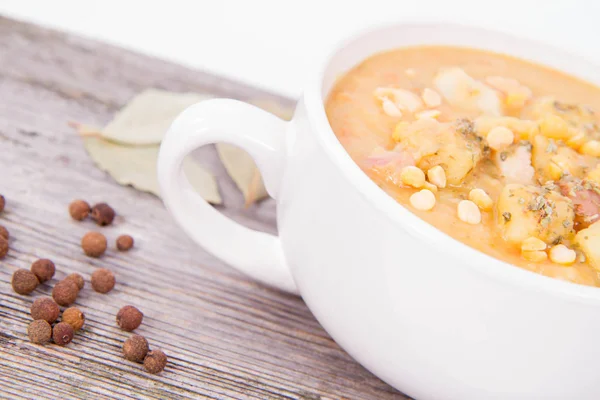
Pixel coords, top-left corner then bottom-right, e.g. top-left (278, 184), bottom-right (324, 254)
top-left (0, 236), bottom-right (7, 259)
top-left (65, 273), bottom-right (85, 290)
top-left (69, 199), bottom-right (91, 221)
top-left (123, 334), bottom-right (149, 363)
top-left (91, 203), bottom-right (115, 226)
top-left (91, 268), bottom-right (115, 293)
top-left (28, 320), bottom-right (52, 344)
top-left (52, 322), bottom-right (74, 346)
top-left (0, 194), bottom-right (5, 213)
top-left (31, 259), bottom-right (55, 283)
top-left (52, 279), bottom-right (79, 306)
top-left (81, 231), bottom-right (107, 257)
top-left (62, 307), bottom-right (85, 331)
top-left (0, 225), bottom-right (8, 240)
top-left (11, 269), bottom-right (39, 295)
top-left (116, 235), bottom-right (134, 251)
top-left (143, 350), bottom-right (167, 374)
top-left (116, 305), bottom-right (143, 331)
top-left (31, 297), bottom-right (60, 323)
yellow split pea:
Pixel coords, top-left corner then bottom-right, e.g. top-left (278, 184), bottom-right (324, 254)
top-left (410, 189), bottom-right (436, 211)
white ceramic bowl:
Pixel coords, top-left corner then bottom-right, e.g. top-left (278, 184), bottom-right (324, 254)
top-left (158, 23), bottom-right (600, 399)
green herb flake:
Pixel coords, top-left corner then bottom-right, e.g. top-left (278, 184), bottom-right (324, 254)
top-left (520, 140), bottom-right (533, 151)
top-left (455, 118), bottom-right (476, 138)
top-left (502, 212), bottom-right (512, 222)
top-left (529, 195), bottom-right (546, 212)
top-left (553, 101), bottom-right (577, 113)
top-left (546, 139), bottom-right (558, 153)
top-left (542, 181), bottom-right (558, 192)
top-left (541, 216), bottom-right (552, 227)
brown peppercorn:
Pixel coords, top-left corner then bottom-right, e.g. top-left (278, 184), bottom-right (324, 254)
top-left (0, 225), bottom-right (8, 240)
top-left (31, 297), bottom-right (60, 323)
top-left (30, 259), bottom-right (55, 283)
top-left (52, 322), bottom-right (74, 346)
top-left (116, 235), bottom-right (134, 251)
top-left (62, 307), bottom-right (85, 331)
top-left (0, 194), bottom-right (5, 213)
top-left (52, 279), bottom-right (79, 306)
top-left (28, 320), bottom-right (52, 344)
top-left (91, 268), bottom-right (115, 293)
top-left (11, 269), bottom-right (39, 295)
top-left (69, 199), bottom-right (91, 221)
top-left (81, 231), bottom-right (107, 257)
top-left (0, 236), bottom-right (7, 259)
top-left (65, 273), bottom-right (85, 290)
top-left (123, 334), bottom-right (149, 363)
top-left (91, 203), bottom-right (115, 226)
top-left (116, 305), bottom-right (143, 331)
top-left (144, 349), bottom-right (167, 374)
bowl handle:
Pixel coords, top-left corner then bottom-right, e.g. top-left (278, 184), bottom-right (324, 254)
top-left (157, 99), bottom-right (298, 294)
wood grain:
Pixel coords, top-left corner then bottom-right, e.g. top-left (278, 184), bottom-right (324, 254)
top-left (0, 16), bottom-right (408, 400)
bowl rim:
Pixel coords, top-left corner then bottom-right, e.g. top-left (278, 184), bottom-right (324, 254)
top-left (303, 21), bottom-right (600, 304)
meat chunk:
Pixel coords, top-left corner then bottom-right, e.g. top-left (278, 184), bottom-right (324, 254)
top-left (434, 67), bottom-right (502, 116)
top-left (362, 146), bottom-right (416, 187)
top-left (363, 146), bottom-right (416, 169)
top-left (496, 183), bottom-right (575, 246)
top-left (558, 178), bottom-right (600, 229)
top-left (392, 118), bottom-right (484, 185)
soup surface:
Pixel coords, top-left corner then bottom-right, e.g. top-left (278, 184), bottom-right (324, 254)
top-left (326, 46), bottom-right (600, 286)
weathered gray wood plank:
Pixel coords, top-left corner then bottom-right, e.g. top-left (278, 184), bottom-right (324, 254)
top-left (0, 16), bottom-right (407, 400)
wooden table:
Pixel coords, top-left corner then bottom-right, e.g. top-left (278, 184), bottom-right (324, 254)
top-left (0, 17), bottom-right (407, 400)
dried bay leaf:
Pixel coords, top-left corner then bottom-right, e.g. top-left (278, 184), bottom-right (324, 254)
top-left (74, 88), bottom-right (292, 206)
top-left (83, 137), bottom-right (221, 204)
top-left (101, 89), bottom-right (212, 145)
top-left (216, 100), bottom-right (294, 205)
top-left (74, 89), bottom-right (220, 203)
top-left (216, 144), bottom-right (268, 206)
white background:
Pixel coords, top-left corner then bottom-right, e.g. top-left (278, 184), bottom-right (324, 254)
top-left (1, 0), bottom-right (598, 98)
